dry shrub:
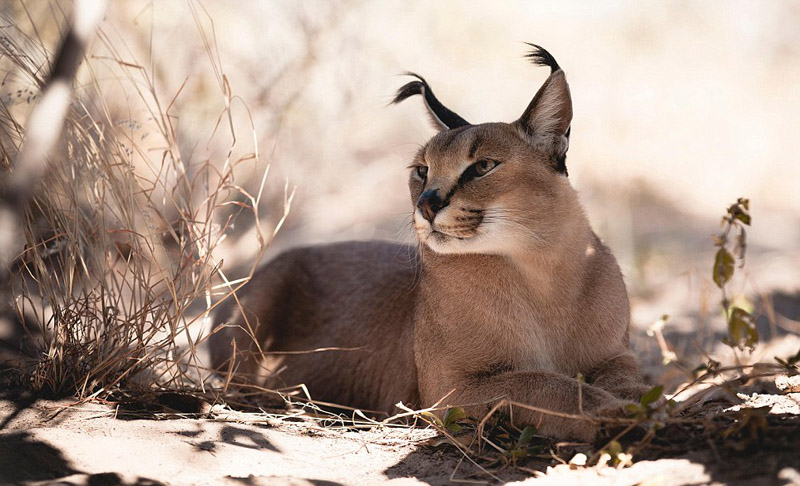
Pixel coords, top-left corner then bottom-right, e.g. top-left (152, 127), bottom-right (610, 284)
top-left (0, 2), bottom-right (287, 398)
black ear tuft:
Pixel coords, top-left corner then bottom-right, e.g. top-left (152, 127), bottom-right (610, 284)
top-left (524, 43), bottom-right (561, 74)
top-left (392, 73), bottom-right (427, 104)
top-left (392, 72), bottom-right (470, 131)
top-left (515, 44), bottom-right (572, 176)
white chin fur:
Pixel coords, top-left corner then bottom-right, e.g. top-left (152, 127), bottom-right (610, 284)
top-left (414, 210), bottom-right (529, 256)
top-left (415, 213), bottom-right (495, 255)
top-left (421, 232), bottom-right (473, 254)
top-left (423, 232), bottom-right (512, 255)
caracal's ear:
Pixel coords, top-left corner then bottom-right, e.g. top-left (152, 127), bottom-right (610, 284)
top-left (392, 72), bottom-right (470, 131)
top-left (513, 44), bottom-right (572, 175)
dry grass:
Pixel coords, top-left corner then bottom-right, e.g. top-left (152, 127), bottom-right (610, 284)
top-left (0, 1), bottom-right (287, 400)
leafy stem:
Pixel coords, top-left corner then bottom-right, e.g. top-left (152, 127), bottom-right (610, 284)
top-left (712, 198), bottom-right (757, 351)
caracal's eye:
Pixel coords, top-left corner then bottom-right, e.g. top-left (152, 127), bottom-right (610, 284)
top-left (415, 165), bottom-right (428, 180)
top-left (474, 159), bottom-right (498, 177)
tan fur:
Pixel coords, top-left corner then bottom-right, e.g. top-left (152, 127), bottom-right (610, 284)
top-left (211, 51), bottom-right (646, 441)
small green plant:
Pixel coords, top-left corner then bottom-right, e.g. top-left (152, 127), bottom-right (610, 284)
top-left (443, 406), bottom-right (467, 433)
top-left (712, 198), bottom-right (758, 351)
top-left (597, 439), bottom-right (633, 468)
top-left (625, 384), bottom-right (665, 419)
top-left (504, 425), bottom-right (538, 461)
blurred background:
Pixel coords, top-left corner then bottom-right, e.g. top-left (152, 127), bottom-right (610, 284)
top-left (2, 0), bottom-right (799, 385)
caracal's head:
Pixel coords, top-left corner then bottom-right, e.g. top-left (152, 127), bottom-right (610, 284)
top-left (394, 45), bottom-right (582, 257)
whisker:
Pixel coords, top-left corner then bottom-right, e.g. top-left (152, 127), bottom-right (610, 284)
top-left (482, 208), bottom-right (547, 243)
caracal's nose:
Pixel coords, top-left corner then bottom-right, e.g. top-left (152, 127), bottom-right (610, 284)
top-left (416, 189), bottom-right (445, 223)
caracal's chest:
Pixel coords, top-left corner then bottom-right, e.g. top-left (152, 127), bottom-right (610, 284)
top-left (423, 255), bottom-right (587, 376)
top-left (440, 275), bottom-right (579, 375)
top-left (491, 288), bottom-right (578, 373)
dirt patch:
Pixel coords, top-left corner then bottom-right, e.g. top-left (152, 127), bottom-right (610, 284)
top-left (2, 392), bottom-right (799, 485)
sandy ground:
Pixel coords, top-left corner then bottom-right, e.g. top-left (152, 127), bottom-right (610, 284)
top-left (2, 391), bottom-right (800, 486)
top-left (0, 395), bottom-right (432, 486)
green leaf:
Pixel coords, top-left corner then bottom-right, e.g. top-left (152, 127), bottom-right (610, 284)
top-left (745, 324), bottom-right (759, 349)
top-left (640, 385), bottom-right (664, 408)
top-left (713, 248), bottom-right (735, 288)
top-left (734, 212), bottom-right (751, 225)
top-left (510, 448), bottom-right (528, 460)
top-left (605, 440), bottom-right (622, 456)
top-left (728, 316), bottom-right (744, 342)
top-left (727, 198), bottom-right (750, 225)
top-left (625, 403), bottom-right (643, 417)
top-left (517, 426), bottom-right (537, 447)
top-left (727, 307), bottom-right (759, 351)
top-left (421, 411), bottom-right (444, 428)
top-left (444, 407), bottom-right (466, 427)
top-left (625, 403), bottom-right (642, 412)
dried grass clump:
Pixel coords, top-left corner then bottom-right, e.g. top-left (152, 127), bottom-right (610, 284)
top-left (0, 3), bottom-right (285, 399)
